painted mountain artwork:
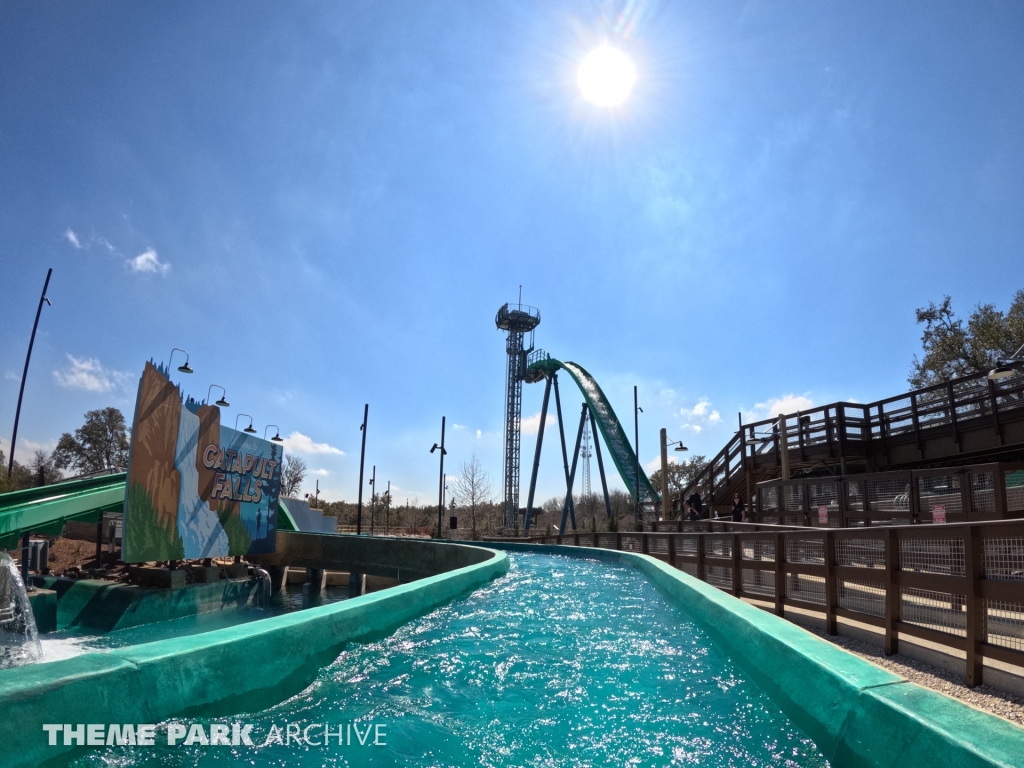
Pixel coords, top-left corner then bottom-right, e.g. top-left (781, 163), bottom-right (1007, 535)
top-left (123, 362), bottom-right (281, 562)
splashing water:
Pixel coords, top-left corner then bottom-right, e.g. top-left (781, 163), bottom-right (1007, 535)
top-left (253, 568), bottom-right (272, 609)
top-left (0, 553), bottom-right (42, 669)
top-left (77, 553), bottom-right (827, 767)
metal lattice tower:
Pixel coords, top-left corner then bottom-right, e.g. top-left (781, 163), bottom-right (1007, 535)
top-left (581, 422), bottom-right (592, 503)
top-left (495, 300), bottom-right (541, 529)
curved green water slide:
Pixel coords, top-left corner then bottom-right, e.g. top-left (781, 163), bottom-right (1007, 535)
top-left (0, 474), bottom-right (298, 552)
top-left (526, 354), bottom-right (660, 505)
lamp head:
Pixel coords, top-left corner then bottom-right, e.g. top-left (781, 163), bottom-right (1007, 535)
top-left (674, 443), bottom-right (688, 452)
top-left (430, 443), bottom-right (439, 453)
top-left (988, 362), bottom-right (1019, 380)
top-left (244, 423), bottom-right (257, 434)
top-left (215, 397), bottom-right (230, 407)
top-left (178, 362), bottom-right (193, 374)
top-left (271, 432), bottom-right (283, 443)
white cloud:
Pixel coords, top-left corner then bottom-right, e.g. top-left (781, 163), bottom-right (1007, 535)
top-left (476, 430), bottom-right (482, 438)
top-left (678, 398), bottom-right (720, 434)
top-left (748, 394), bottom-right (814, 420)
top-left (311, 468), bottom-right (330, 476)
top-left (452, 423), bottom-right (466, 430)
top-left (128, 248), bottom-right (170, 275)
top-left (645, 456), bottom-right (678, 472)
top-left (521, 411), bottom-right (556, 435)
top-left (65, 228), bottom-right (81, 248)
top-left (53, 354), bottom-right (132, 393)
top-left (281, 431), bottom-right (344, 455)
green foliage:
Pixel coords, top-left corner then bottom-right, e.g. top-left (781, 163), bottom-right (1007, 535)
top-left (910, 291), bottom-right (1024, 388)
top-left (124, 483), bottom-right (184, 562)
top-left (216, 506), bottom-right (253, 554)
top-left (52, 407), bottom-right (130, 475)
top-left (649, 456), bottom-right (709, 503)
top-left (280, 455), bottom-right (307, 498)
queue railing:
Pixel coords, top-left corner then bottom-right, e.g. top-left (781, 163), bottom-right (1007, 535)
top-left (526, 519), bottom-right (1024, 687)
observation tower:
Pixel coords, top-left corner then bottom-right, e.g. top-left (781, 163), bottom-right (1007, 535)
top-left (495, 300), bottom-right (541, 529)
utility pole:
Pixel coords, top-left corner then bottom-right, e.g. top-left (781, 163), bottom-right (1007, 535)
top-left (633, 386), bottom-right (641, 527)
top-left (430, 417), bottom-right (447, 539)
top-left (659, 428), bottom-right (669, 521)
top-left (385, 480), bottom-right (391, 535)
top-left (369, 465), bottom-right (376, 535)
top-left (8, 268), bottom-right (52, 476)
top-left (356, 404), bottom-right (368, 535)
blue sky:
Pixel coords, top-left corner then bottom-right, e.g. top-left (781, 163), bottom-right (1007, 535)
top-left (2, 1), bottom-right (1022, 506)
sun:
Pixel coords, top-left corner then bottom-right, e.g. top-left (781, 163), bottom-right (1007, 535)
top-left (578, 45), bottom-right (636, 107)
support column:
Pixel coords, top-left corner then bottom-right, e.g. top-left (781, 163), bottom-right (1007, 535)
top-left (524, 375), bottom-right (553, 530)
top-left (590, 408), bottom-right (613, 519)
top-left (559, 403), bottom-right (587, 534)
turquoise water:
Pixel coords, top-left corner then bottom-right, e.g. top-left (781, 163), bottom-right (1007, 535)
top-left (39, 585), bottom-right (350, 662)
top-left (73, 554), bottom-right (827, 767)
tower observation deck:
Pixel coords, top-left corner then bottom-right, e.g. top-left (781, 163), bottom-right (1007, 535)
top-left (496, 302), bottom-right (541, 529)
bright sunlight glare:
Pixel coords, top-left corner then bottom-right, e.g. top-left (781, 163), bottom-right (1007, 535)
top-left (578, 45), bottom-right (636, 107)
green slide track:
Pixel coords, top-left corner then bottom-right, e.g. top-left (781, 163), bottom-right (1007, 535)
top-left (0, 474), bottom-right (299, 551)
top-left (0, 473), bottom-right (127, 550)
top-left (527, 354), bottom-right (660, 504)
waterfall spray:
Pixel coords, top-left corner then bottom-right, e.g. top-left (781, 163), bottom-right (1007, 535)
top-left (0, 553), bottom-right (42, 668)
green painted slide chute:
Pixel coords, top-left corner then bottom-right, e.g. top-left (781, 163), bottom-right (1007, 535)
top-left (0, 472), bottom-right (298, 548)
top-left (0, 473), bottom-right (127, 550)
top-left (527, 357), bottom-right (660, 503)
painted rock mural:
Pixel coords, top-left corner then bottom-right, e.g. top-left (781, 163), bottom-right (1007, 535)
top-left (123, 362), bottom-right (281, 561)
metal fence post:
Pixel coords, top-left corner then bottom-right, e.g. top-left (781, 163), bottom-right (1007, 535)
top-left (884, 528), bottom-right (899, 656)
top-left (731, 533), bottom-right (742, 595)
top-left (774, 532), bottom-right (785, 617)
top-left (696, 535), bottom-right (706, 582)
top-left (824, 530), bottom-right (837, 635)
top-left (668, 533), bottom-right (677, 568)
top-left (964, 525), bottom-right (984, 686)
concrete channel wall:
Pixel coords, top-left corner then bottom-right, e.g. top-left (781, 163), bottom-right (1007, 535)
top-left (0, 537), bottom-right (508, 768)
top-left (478, 542), bottom-right (1024, 768)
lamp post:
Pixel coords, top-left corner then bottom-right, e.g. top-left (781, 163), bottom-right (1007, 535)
top-left (357, 404), bottom-right (368, 536)
top-left (659, 430), bottom-right (688, 520)
top-left (8, 268), bottom-right (52, 477)
top-left (369, 465), bottom-right (376, 536)
top-left (207, 385), bottom-right (230, 407)
top-left (988, 343), bottom-right (1024, 380)
top-left (264, 425), bottom-right (283, 442)
top-left (633, 386), bottom-right (642, 526)
top-left (168, 347), bottom-right (193, 375)
top-left (430, 417), bottom-right (447, 539)
top-left (235, 414), bottom-right (257, 434)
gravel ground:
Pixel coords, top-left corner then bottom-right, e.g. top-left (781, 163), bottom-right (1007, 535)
top-left (808, 627), bottom-right (1024, 726)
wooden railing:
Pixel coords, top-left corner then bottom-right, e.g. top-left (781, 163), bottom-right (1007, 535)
top-left (685, 370), bottom-right (1024, 508)
top-left (526, 519), bottom-right (1024, 687)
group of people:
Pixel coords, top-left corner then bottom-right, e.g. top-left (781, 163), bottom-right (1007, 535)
top-left (680, 491), bottom-right (748, 522)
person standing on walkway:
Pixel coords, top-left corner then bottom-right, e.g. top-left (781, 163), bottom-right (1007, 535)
top-left (731, 494), bottom-right (746, 523)
top-left (685, 490), bottom-right (703, 520)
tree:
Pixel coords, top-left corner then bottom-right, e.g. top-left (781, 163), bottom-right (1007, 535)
top-left (51, 407), bottom-right (130, 475)
top-left (29, 450), bottom-right (63, 486)
top-left (649, 455), bottom-right (709, 511)
top-left (280, 455), bottom-right (307, 498)
top-left (451, 454), bottom-right (493, 535)
top-left (909, 291), bottom-right (1024, 388)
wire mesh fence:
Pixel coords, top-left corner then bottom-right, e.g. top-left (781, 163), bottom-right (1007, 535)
top-left (899, 537), bottom-right (966, 577)
top-left (742, 568), bottom-right (775, 597)
top-left (985, 600), bottom-right (1024, 653)
top-left (786, 573), bottom-right (826, 605)
top-left (838, 580), bottom-right (886, 618)
top-left (706, 565), bottom-right (732, 589)
top-left (900, 587), bottom-right (967, 638)
top-left (835, 538), bottom-right (885, 569)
